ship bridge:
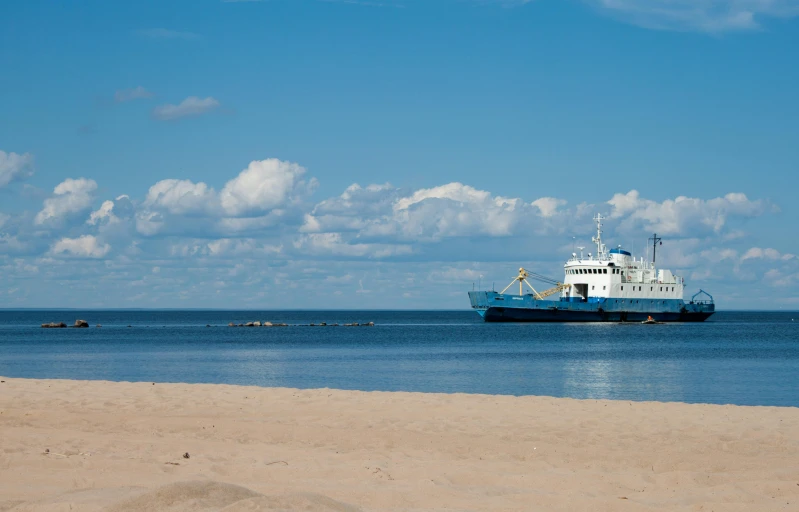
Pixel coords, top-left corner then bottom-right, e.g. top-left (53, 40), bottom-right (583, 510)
top-left (562, 215), bottom-right (683, 303)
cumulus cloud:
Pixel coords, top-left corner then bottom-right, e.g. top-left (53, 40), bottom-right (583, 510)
top-left (143, 179), bottom-right (216, 216)
top-left (220, 159), bottom-right (317, 216)
top-left (0, 150), bottom-right (34, 188)
top-left (114, 86), bottom-right (154, 103)
top-left (87, 195), bottom-right (134, 230)
top-left (607, 190), bottom-right (767, 237)
top-left (152, 96), bottom-right (220, 121)
top-left (531, 197), bottom-right (567, 217)
top-left (50, 235), bottom-right (110, 258)
top-left (307, 182), bottom-right (566, 243)
top-left (134, 159), bottom-right (315, 236)
top-left (7, 153), bottom-right (793, 307)
top-left (87, 201), bottom-right (116, 226)
top-left (35, 178), bottom-right (98, 226)
top-left (585, 0), bottom-right (799, 32)
top-left (301, 183), bottom-right (398, 234)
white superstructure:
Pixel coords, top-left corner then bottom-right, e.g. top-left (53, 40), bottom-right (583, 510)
top-left (561, 214), bottom-right (684, 303)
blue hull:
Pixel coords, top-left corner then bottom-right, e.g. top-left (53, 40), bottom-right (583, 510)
top-left (468, 291), bottom-right (714, 323)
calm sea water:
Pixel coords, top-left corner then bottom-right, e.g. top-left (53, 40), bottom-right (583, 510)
top-left (0, 310), bottom-right (797, 407)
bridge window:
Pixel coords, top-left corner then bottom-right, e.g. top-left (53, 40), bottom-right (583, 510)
top-left (603, 286), bottom-right (606, 290)
top-left (603, 269), bottom-right (607, 274)
top-left (621, 286), bottom-right (624, 291)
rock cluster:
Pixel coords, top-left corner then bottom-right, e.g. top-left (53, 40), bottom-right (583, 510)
top-left (227, 321), bottom-right (374, 327)
top-left (41, 319), bottom-right (92, 328)
top-left (228, 322), bottom-right (289, 327)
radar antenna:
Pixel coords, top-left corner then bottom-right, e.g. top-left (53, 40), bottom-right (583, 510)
top-left (591, 214), bottom-right (605, 259)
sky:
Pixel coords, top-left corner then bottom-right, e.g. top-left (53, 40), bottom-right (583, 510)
top-left (1, 0), bottom-right (798, 309)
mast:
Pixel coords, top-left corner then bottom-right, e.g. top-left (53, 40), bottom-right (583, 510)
top-left (648, 233), bottom-right (662, 264)
top-left (591, 214), bottom-right (604, 260)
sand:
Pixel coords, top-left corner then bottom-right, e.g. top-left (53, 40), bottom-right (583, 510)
top-left (1, 378), bottom-right (798, 511)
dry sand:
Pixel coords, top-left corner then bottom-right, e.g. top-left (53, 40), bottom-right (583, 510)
top-left (1, 377), bottom-right (798, 511)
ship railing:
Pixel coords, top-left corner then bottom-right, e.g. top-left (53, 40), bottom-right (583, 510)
top-left (689, 289), bottom-right (714, 305)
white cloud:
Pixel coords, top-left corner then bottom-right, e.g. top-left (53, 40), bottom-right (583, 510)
top-left (7, 155), bottom-right (794, 308)
top-left (586, 0), bottom-right (799, 32)
top-left (741, 247), bottom-right (796, 262)
top-left (51, 235), bottom-right (110, 258)
top-left (135, 159), bottom-right (316, 236)
top-left (310, 182), bottom-right (557, 242)
top-left (394, 182), bottom-right (492, 211)
top-left (35, 178), bottom-right (98, 225)
top-left (220, 158), bottom-right (316, 216)
top-left (87, 200), bottom-right (116, 225)
top-left (143, 179), bottom-right (216, 215)
top-left (531, 197), bottom-right (567, 217)
top-left (87, 195), bottom-right (135, 235)
top-left (0, 150), bottom-right (34, 188)
top-left (152, 96), bottom-right (220, 121)
top-left (114, 86), bottom-right (154, 103)
top-left (607, 190), bottom-right (766, 237)
top-left (293, 233), bottom-right (413, 258)
top-left (301, 183), bottom-right (398, 233)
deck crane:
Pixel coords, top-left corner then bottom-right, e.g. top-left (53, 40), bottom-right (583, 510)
top-left (500, 267), bottom-right (571, 300)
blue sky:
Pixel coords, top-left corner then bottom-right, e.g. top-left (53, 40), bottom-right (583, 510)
top-left (1, 0), bottom-right (798, 309)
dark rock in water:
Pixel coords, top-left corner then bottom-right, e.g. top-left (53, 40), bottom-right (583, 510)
top-left (245, 322), bottom-right (255, 327)
top-left (206, 324), bottom-right (211, 327)
top-left (73, 320), bottom-right (89, 328)
top-left (320, 322), bottom-right (327, 326)
top-left (365, 322), bottom-right (375, 327)
top-left (41, 322), bottom-right (67, 328)
top-left (228, 322), bottom-right (235, 327)
top-left (96, 324), bottom-right (102, 328)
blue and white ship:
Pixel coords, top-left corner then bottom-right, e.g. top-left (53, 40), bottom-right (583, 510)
top-left (468, 214), bottom-right (715, 322)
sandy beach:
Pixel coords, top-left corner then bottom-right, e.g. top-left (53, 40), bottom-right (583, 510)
top-left (1, 377), bottom-right (798, 511)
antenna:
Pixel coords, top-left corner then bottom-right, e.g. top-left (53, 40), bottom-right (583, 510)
top-left (648, 233), bottom-right (662, 264)
top-left (577, 246), bottom-right (585, 260)
top-left (591, 214), bottom-right (604, 259)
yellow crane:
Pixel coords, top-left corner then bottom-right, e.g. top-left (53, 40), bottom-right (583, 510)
top-left (500, 267), bottom-right (571, 300)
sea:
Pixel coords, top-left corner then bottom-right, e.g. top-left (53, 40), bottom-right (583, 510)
top-left (1, 310), bottom-right (797, 407)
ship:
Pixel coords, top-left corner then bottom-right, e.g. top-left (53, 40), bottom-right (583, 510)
top-left (467, 214), bottom-right (715, 322)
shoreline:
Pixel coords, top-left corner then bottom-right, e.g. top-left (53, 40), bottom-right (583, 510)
top-left (3, 375), bottom-right (798, 409)
top-left (2, 376), bottom-right (798, 510)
